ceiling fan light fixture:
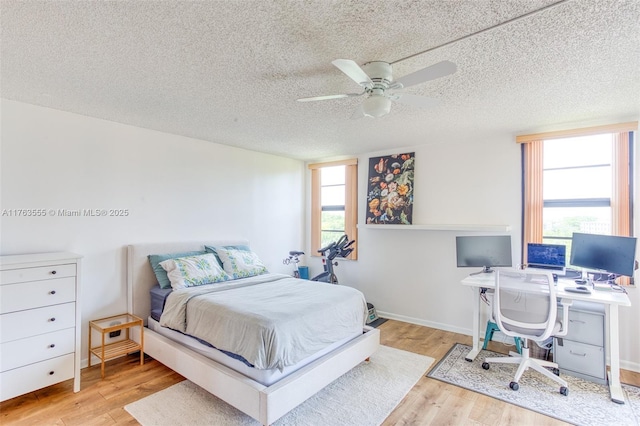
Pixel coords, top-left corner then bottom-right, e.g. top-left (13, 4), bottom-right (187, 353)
top-left (362, 95), bottom-right (391, 118)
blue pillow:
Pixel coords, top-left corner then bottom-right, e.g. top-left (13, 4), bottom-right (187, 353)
top-left (148, 250), bottom-right (206, 289)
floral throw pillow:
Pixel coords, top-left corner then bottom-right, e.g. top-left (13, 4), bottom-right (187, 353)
top-left (216, 248), bottom-right (268, 279)
top-left (159, 253), bottom-right (231, 290)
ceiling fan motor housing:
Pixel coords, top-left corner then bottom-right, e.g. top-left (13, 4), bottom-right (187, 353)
top-left (362, 61), bottom-right (392, 90)
top-left (361, 61), bottom-right (393, 117)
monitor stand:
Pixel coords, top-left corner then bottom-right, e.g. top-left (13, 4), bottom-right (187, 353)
top-left (470, 266), bottom-right (494, 276)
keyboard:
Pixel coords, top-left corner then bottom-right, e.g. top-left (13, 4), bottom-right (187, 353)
top-left (564, 286), bottom-right (592, 294)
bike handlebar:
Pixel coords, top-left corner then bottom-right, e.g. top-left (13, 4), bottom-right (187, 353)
top-left (317, 242), bottom-right (336, 254)
top-left (317, 235), bottom-right (355, 259)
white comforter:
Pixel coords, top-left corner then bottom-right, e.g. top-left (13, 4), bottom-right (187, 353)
top-left (159, 273), bottom-right (367, 371)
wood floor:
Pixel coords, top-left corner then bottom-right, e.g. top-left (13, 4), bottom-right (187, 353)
top-left (1, 319), bottom-right (639, 425)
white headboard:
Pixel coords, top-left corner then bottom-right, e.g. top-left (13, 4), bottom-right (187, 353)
top-left (126, 239), bottom-right (249, 324)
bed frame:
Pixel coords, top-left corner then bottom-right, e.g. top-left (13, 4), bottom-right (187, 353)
top-left (126, 240), bottom-right (380, 425)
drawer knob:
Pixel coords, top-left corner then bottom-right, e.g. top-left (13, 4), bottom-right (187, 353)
top-left (49, 290), bottom-right (56, 295)
top-left (51, 270), bottom-right (57, 275)
top-left (569, 350), bottom-right (587, 357)
top-left (49, 344), bottom-right (56, 348)
top-left (49, 317), bottom-right (56, 322)
top-left (49, 371), bottom-right (55, 375)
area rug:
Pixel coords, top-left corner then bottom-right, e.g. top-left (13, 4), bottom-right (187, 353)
top-left (125, 345), bottom-right (433, 425)
top-left (427, 343), bottom-right (640, 426)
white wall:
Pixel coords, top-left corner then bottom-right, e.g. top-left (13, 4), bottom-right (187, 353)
top-left (0, 100), bottom-right (305, 366)
top-left (331, 137), bottom-right (521, 331)
top-left (306, 135), bottom-right (639, 372)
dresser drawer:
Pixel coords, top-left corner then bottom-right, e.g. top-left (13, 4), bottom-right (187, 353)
top-left (564, 309), bottom-right (604, 346)
top-left (0, 263), bottom-right (76, 285)
top-left (555, 339), bottom-right (605, 380)
top-left (1, 327), bottom-right (75, 372)
top-left (0, 353), bottom-right (74, 402)
top-left (0, 277), bottom-right (76, 314)
top-left (1, 303), bottom-right (75, 343)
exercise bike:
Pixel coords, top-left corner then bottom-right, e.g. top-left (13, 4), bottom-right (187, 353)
top-left (311, 234), bottom-right (355, 284)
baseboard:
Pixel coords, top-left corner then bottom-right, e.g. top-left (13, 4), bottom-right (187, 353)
top-left (376, 310), bottom-right (471, 336)
top-left (620, 359), bottom-right (640, 373)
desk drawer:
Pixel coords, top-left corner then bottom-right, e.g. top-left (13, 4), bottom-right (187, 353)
top-left (564, 309), bottom-right (604, 346)
top-left (0, 353), bottom-right (74, 402)
top-left (0, 277), bottom-right (76, 314)
top-left (555, 339), bottom-right (605, 380)
top-left (0, 328), bottom-right (75, 372)
top-left (0, 264), bottom-right (76, 285)
top-left (1, 303), bottom-right (75, 343)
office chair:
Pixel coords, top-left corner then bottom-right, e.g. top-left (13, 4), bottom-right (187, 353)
top-left (481, 269), bottom-right (572, 395)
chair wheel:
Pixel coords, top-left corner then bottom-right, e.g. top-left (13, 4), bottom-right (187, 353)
top-left (553, 368), bottom-right (560, 376)
top-left (560, 386), bottom-right (569, 396)
top-left (482, 362), bottom-right (490, 370)
top-left (509, 381), bottom-right (519, 391)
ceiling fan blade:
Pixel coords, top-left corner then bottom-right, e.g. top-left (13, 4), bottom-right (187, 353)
top-left (393, 60), bottom-right (457, 89)
top-left (332, 59), bottom-right (373, 87)
top-left (297, 93), bottom-right (362, 102)
top-left (392, 93), bottom-right (440, 109)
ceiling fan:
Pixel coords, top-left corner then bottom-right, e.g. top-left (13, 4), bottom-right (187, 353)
top-left (297, 59), bottom-right (457, 118)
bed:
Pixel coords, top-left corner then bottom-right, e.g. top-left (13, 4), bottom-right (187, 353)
top-left (126, 240), bottom-right (380, 425)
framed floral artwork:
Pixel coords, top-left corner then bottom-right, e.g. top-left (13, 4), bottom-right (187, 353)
top-left (366, 152), bottom-right (415, 224)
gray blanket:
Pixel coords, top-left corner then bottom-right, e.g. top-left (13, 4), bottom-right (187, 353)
top-left (159, 273), bottom-right (367, 371)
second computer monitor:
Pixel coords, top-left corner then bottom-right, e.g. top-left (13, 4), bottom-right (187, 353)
top-left (570, 232), bottom-right (637, 278)
top-left (527, 243), bottom-right (566, 273)
top-left (456, 235), bottom-right (512, 273)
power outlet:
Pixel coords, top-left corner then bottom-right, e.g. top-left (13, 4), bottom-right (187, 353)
top-left (109, 321), bottom-right (122, 338)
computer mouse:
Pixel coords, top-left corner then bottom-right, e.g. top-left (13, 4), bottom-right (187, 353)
top-left (576, 285), bottom-right (588, 291)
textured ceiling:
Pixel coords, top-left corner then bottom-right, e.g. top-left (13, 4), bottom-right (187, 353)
top-left (2, 0), bottom-right (639, 161)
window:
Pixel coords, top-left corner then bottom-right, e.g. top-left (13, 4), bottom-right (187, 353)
top-left (309, 159), bottom-right (358, 259)
top-left (542, 134), bottom-right (614, 260)
top-left (319, 166), bottom-right (347, 246)
top-left (520, 122), bottom-right (637, 283)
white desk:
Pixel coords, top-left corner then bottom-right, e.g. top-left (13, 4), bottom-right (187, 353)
top-left (461, 270), bottom-right (632, 404)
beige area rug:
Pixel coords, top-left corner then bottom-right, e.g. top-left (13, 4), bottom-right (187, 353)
top-left (125, 345), bottom-right (434, 425)
top-left (428, 343), bottom-right (640, 426)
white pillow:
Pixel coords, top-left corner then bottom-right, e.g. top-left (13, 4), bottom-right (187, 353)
top-left (216, 247), bottom-right (268, 279)
top-left (159, 253), bottom-right (231, 290)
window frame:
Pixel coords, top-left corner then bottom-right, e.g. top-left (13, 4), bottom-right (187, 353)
top-left (308, 159), bottom-right (358, 259)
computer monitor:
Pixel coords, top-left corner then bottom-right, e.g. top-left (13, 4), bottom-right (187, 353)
top-left (570, 232), bottom-right (637, 278)
top-left (527, 243), bottom-right (566, 273)
top-left (456, 235), bottom-right (512, 273)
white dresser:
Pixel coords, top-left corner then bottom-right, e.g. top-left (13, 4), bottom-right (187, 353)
top-left (0, 252), bottom-right (82, 401)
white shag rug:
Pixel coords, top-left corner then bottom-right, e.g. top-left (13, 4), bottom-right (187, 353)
top-left (428, 343), bottom-right (640, 426)
top-left (125, 345), bottom-right (434, 425)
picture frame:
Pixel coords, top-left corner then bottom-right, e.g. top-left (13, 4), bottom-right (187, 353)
top-left (366, 152), bottom-right (415, 224)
